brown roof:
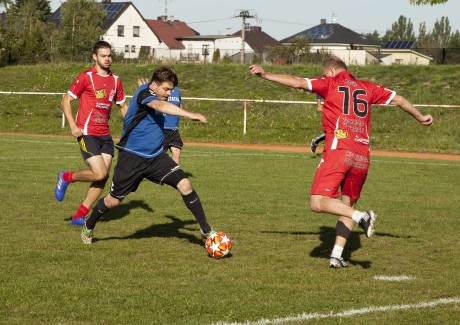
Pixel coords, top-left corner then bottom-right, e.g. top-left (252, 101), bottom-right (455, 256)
top-left (233, 26), bottom-right (280, 53)
top-left (146, 18), bottom-right (198, 49)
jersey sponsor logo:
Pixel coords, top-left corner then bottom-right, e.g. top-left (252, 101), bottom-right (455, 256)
top-left (95, 89), bottom-right (107, 99)
top-left (334, 129), bottom-right (349, 139)
top-left (354, 136), bottom-right (369, 145)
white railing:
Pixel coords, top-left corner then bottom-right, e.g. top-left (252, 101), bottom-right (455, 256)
top-left (1, 91), bottom-right (459, 134)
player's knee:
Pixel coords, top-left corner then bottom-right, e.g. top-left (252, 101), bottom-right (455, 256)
top-left (176, 178), bottom-right (193, 195)
top-left (309, 196), bottom-right (323, 213)
top-left (93, 169), bottom-right (109, 182)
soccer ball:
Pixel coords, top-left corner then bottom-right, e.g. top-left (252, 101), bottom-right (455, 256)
top-left (205, 231), bottom-right (232, 259)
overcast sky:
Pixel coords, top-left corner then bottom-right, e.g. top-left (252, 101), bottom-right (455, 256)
top-left (49, 0), bottom-right (460, 41)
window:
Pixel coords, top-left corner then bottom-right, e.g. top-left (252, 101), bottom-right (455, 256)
top-left (131, 45), bottom-right (136, 53)
top-left (124, 45), bottom-right (129, 53)
top-left (133, 26), bottom-right (140, 37)
top-left (118, 25), bottom-right (124, 37)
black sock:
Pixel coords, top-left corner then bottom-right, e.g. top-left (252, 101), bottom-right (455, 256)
top-left (85, 198), bottom-right (110, 230)
top-left (182, 190), bottom-right (211, 233)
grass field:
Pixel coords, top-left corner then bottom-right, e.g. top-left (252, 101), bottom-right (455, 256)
top-left (0, 134), bottom-right (459, 324)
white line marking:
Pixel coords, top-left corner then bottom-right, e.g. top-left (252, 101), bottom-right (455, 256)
top-left (212, 297), bottom-right (460, 325)
top-left (374, 275), bottom-right (415, 281)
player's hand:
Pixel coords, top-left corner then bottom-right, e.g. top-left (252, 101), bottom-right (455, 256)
top-left (419, 114), bottom-right (433, 126)
top-left (249, 65), bottom-right (266, 78)
top-left (188, 113), bottom-right (208, 124)
top-left (137, 78), bottom-right (149, 87)
top-left (70, 125), bottom-right (83, 138)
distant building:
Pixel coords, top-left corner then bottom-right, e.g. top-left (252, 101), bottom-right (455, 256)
top-left (281, 19), bottom-right (432, 65)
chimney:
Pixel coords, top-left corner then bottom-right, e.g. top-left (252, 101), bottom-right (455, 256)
top-left (226, 28), bottom-right (232, 36)
top-left (157, 15), bottom-right (167, 22)
top-left (250, 26), bottom-right (262, 32)
top-left (320, 18), bottom-right (327, 25)
top-left (169, 15), bottom-right (174, 23)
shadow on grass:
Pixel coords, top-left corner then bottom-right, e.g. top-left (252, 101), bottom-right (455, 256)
top-left (95, 215), bottom-right (204, 246)
top-left (262, 226), bottom-right (409, 269)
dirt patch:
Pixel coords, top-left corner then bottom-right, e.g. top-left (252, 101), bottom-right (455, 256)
top-left (186, 142), bottom-right (460, 161)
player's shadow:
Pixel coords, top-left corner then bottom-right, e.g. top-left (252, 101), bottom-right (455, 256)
top-left (96, 215), bottom-right (204, 246)
top-left (263, 225), bottom-right (407, 269)
top-left (64, 199), bottom-right (154, 223)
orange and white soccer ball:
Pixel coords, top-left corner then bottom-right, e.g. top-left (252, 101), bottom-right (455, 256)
top-left (205, 231), bottom-right (232, 259)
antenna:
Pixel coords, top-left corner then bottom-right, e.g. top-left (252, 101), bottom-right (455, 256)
top-left (234, 9), bottom-right (257, 63)
top-left (159, 0), bottom-right (172, 17)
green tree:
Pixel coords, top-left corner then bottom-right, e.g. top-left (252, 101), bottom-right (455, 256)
top-left (431, 16), bottom-right (451, 47)
top-left (212, 48), bottom-right (220, 63)
top-left (55, 0), bottom-right (106, 62)
top-left (267, 37), bottom-right (313, 64)
top-left (362, 30), bottom-right (382, 44)
top-left (14, 0), bottom-right (51, 21)
top-left (410, 0), bottom-right (448, 5)
top-left (2, 0), bottom-right (51, 64)
top-left (383, 15), bottom-right (416, 43)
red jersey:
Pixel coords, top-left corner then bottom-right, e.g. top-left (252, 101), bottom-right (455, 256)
top-left (306, 71), bottom-right (395, 156)
top-left (68, 66), bottom-right (126, 136)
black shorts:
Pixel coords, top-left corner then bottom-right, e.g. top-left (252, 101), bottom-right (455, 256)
top-left (163, 129), bottom-right (183, 151)
top-left (109, 150), bottom-right (186, 200)
top-left (77, 135), bottom-right (114, 161)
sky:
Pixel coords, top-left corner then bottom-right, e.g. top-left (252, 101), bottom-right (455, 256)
top-left (48, 0), bottom-right (460, 41)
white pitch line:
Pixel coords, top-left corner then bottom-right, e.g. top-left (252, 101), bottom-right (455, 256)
top-left (374, 275), bottom-right (415, 281)
top-left (213, 297), bottom-right (460, 325)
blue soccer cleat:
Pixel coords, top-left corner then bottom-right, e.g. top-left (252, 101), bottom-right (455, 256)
top-left (55, 171), bottom-right (70, 202)
top-left (71, 217), bottom-right (85, 226)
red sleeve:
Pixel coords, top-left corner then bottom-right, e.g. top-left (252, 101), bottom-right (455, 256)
top-left (369, 83), bottom-right (396, 105)
top-left (68, 73), bottom-right (87, 99)
top-left (115, 76), bottom-right (126, 104)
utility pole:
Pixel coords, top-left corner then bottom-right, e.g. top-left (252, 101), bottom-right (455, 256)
top-left (235, 10), bottom-right (255, 63)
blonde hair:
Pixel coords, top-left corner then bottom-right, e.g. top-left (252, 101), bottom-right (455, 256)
top-left (322, 56), bottom-right (347, 71)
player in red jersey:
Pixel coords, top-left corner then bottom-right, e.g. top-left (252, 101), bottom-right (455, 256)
top-left (55, 40), bottom-right (128, 226)
top-left (249, 57), bottom-right (433, 268)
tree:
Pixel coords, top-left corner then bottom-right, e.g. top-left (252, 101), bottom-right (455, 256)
top-left (267, 37), bottom-right (313, 64)
top-left (55, 0), bottom-right (106, 62)
top-left (409, 0), bottom-right (448, 5)
top-left (362, 30), bottom-right (381, 44)
top-left (212, 48), bottom-right (220, 63)
top-left (14, 0), bottom-right (51, 21)
top-left (383, 15), bottom-right (416, 43)
top-left (2, 0), bottom-right (51, 64)
top-left (431, 16), bottom-right (451, 47)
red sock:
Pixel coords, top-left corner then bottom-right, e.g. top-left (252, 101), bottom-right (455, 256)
top-left (62, 171), bottom-right (75, 183)
top-left (72, 205), bottom-right (89, 220)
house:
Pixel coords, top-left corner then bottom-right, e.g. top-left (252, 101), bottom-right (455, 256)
top-left (375, 40), bottom-right (433, 65)
top-left (281, 19), bottom-right (381, 65)
top-left (145, 15), bottom-right (199, 61)
top-left (178, 26), bottom-right (280, 63)
top-left (48, 1), bottom-right (160, 59)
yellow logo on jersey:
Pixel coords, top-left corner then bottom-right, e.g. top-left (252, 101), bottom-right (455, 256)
top-left (335, 129), bottom-right (349, 139)
top-left (95, 89), bottom-right (107, 98)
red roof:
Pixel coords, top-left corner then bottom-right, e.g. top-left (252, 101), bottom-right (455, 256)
top-left (146, 18), bottom-right (198, 49)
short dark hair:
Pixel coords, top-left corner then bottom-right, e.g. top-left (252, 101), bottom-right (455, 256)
top-left (150, 67), bottom-right (178, 87)
top-left (92, 41), bottom-right (112, 54)
top-left (322, 56), bottom-right (347, 71)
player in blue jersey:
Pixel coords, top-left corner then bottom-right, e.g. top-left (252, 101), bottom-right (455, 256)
top-left (138, 76), bottom-right (184, 164)
top-left (81, 67), bottom-right (213, 244)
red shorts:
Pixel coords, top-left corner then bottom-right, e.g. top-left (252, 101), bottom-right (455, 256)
top-left (310, 149), bottom-right (370, 201)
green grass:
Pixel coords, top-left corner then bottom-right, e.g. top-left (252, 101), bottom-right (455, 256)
top-left (0, 63), bottom-right (459, 154)
top-left (0, 134), bottom-right (459, 324)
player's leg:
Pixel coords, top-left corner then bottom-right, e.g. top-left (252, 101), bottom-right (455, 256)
top-left (147, 152), bottom-right (212, 237)
top-left (71, 153), bottom-right (113, 225)
top-left (310, 133), bottom-right (326, 153)
top-left (170, 146), bottom-right (181, 165)
top-left (81, 151), bottom-right (141, 244)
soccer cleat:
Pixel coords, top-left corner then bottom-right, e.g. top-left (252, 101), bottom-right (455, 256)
top-left (330, 257), bottom-right (348, 268)
top-left (81, 221), bottom-right (93, 244)
top-left (359, 210), bottom-right (377, 238)
top-left (200, 228), bottom-right (215, 239)
top-left (55, 171), bottom-right (70, 202)
top-left (310, 139), bottom-right (318, 153)
top-left (71, 216), bottom-right (85, 227)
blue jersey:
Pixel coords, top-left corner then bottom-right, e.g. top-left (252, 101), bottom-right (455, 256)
top-left (164, 87), bottom-right (181, 130)
top-left (116, 84), bottom-right (165, 158)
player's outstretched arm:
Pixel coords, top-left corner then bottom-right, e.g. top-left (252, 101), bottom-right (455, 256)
top-left (148, 100), bottom-right (208, 124)
top-left (249, 64), bottom-right (309, 90)
top-left (391, 94), bottom-right (433, 126)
